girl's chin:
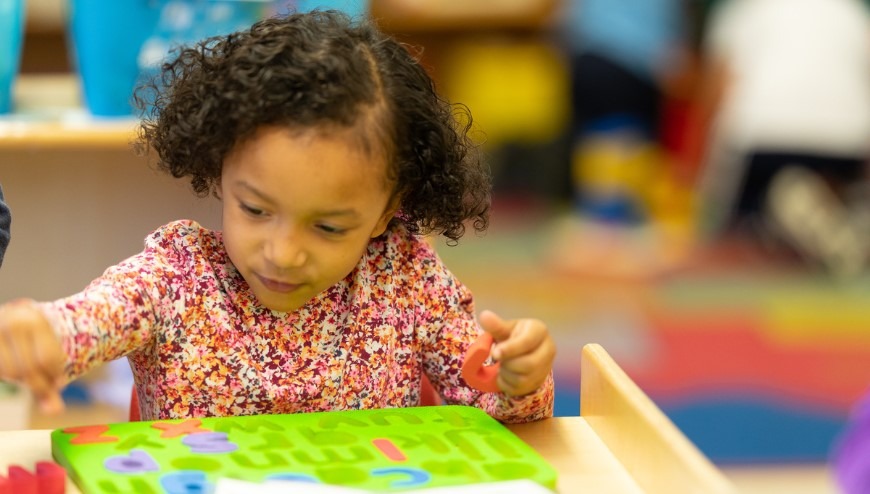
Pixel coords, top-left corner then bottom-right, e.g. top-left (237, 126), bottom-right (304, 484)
top-left (257, 296), bottom-right (307, 313)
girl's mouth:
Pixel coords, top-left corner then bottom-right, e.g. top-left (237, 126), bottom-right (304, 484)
top-left (257, 274), bottom-right (301, 293)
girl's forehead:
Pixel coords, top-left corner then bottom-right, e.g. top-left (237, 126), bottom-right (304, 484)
top-left (248, 123), bottom-right (386, 155)
top-left (223, 125), bottom-right (396, 214)
top-left (251, 123), bottom-right (393, 177)
top-left (228, 125), bottom-right (393, 184)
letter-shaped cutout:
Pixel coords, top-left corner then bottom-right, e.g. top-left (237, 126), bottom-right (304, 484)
top-left (117, 434), bottom-right (166, 451)
top-left (160, 471), bottom-right (212, 494)
top-left (372, 438), bottom-right (407, 462)
top-left (182, 432), bottom-right (238, 454)
top-left (461, 333), bottom-right (500, 393)
top-left (152, 419), bottom-right (209, 439)
top-left (266, 473), bottom-right (319, 483)
top-left (104, 450), bottom-right (160, 474)
top-left (63, 424), bottom-right (119, 445)
top-left (371, 467), bottom-right (432, 488)
top-left (36, 461), bottom-right (67, 494)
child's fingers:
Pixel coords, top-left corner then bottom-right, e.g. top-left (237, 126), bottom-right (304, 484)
top-left (7, 312), bottom-right (62, 378)
top-left (497, 372), bottom-right (520, 395)
top-left (498, 350), bottom-right (549, 377)
top-left (19, 317), bottom-right (66, 414)
top-left (0, 329), bottom-right (19, 380)
top-left (0, 300), bottom-right (66, 412)
top-left (24, 370), bottom-right (65, 414)
top-left (39, 392), bottom-right (66, 415)
top-left (12, 326), bottom-right (65, 414)
top-left (497, 348), bottom-right (554, 395)
top-left (491, 319), bottom-right (549, 362)
top-left (31, 318), bottom-right (66, 381)
top-left (0, 327), bottom-right (64, 414)
top-left (497, 370), bottom-right (543, 398)
top-left (478, 310), bottom-right (515, 343)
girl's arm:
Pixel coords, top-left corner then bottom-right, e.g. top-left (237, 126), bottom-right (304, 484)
top-left (417, 258), bottom-right (554, 423)
top-left (0, 243), bottom-right (173, 413)
top-left (42, 248), bottom-right (172, 380)
top-left (0, 299), bottom-right (66, 413)
top-left (0, 252), bottom-right (165, 414)
top-left (15, 222), bottom-right (187, 412)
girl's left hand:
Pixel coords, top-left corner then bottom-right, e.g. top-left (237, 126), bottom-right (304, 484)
top-left (478, 309), bottom-right (556, 397)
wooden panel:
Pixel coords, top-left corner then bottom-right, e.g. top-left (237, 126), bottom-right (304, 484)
top-left (0, 75), bottom-right (134, 149)
top-left (369, 0), bottom-right (560, 33)
top-left (581, 343), bottom-right (737, 494)
top-left (0, 75), bottom-right (221, 303)
top-left (510, 418), bottom-right (645, 493)
top-left (0, 147), bottom-right (222, 303)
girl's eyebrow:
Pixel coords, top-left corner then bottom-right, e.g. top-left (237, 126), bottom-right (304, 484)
top-left (314, 209), bottom-right (360, 218)
top-left (233, 180), bottom-right (360, 218)
top-left (234, 180), bottom-right (274, 203)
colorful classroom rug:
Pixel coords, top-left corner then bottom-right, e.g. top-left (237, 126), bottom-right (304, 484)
top-left (436, 214), bottom-right (870, 463)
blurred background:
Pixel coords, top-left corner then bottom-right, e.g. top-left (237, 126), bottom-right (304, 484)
top-left (3, 0), bottom-right (870, 492)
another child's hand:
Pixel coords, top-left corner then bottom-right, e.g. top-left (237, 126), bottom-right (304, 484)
top-left (0, 299), bottom-right (66, 414)
top-left (479, 309), bottom-right (555, 397)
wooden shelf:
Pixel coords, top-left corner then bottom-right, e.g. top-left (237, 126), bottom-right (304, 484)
top-left (370, 0), bottom-right (560, 33)
top-left (0, 74), bottom-right (137, 150)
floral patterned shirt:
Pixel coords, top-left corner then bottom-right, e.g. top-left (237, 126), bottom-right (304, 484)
top-left (42, 220), bottom-right (553, 423)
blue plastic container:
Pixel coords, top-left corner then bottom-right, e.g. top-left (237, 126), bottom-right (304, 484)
top-left (0, 0), bottom-right (26, 114)
top-left (68, 0), bottom-right (284, 117)
top-left (296, 0), bottom-right (367, 18)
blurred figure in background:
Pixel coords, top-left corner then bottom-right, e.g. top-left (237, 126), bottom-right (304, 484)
top-left (694, 0), bottom-right (870, 278)
top-left (549, 0), bottom-right (698, 279)
top-left (568, 0), bottom-right (686, 159)
top-left (0, 185), bottom-right (9, 268)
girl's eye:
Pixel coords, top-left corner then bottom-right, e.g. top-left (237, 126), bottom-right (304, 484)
top-left (240, 203), bottom-right (266, 217)
top-left (317, 224), bottom-right (346, 235)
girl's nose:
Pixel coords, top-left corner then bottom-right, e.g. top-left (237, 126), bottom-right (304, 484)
top-left (265, 229), bottom-right (307, 268)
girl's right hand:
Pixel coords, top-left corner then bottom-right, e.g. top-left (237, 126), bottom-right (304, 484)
top-left (0, 299), bottom-right (66, 414)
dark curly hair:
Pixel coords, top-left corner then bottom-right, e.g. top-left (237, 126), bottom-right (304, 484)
top-left (134, 9), bottom-right (490, 243)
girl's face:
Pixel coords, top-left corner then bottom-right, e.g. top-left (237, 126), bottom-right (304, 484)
top-left (219, 125), bottom-right (397, 312)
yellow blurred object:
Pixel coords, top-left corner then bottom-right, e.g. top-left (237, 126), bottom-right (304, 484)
top-left (440, 38), bottom-right (570, 148)
top-left (572, 134), bottom-right (697, 237)
top-left (572, 135), bottom-right (661, 197)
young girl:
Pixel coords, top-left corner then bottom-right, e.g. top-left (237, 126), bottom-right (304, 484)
top-left (0, 10), bottom-right (554, 423)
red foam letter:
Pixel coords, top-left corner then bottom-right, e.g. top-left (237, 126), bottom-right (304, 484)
top-left (36, 461), bottom-right (66, 494)
top-left (151, 419), bottom-right (210, 438)
top-left (461, 333), bottom-right (501, 393)
top-left (62, 425), bottom-right (119, 445)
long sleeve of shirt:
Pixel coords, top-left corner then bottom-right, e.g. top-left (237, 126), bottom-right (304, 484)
top-left (411, 242), bottom-right (554, 424)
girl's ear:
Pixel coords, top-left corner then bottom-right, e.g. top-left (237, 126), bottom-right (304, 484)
top-left (371, 194), bottom-right (401, 238)
top-left (214, 177), bottom-right (224, 200)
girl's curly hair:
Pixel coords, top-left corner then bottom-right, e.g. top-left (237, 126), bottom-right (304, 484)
top-left (134, 9), bottom-right (490, 243)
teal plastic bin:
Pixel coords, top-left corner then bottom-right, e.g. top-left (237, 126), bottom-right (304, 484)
top-left (296, 0), bottom-right (367, 17)
top-left (0, 0), bottom-right (26, 114)
top-left (68, 0), bottom-right (286, 117)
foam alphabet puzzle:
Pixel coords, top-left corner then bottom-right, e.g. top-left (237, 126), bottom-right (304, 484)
top-left (51, 406), bottom-right (556, 493)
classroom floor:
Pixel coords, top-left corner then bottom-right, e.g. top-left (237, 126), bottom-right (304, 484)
top-left (431, 197), bottom-right (863, 493)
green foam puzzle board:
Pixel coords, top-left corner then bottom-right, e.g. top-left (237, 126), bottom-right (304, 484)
top-left (51, 405), bottom-right (558, 492)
